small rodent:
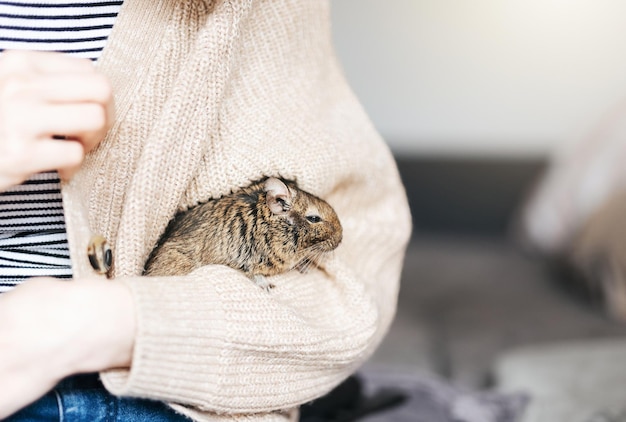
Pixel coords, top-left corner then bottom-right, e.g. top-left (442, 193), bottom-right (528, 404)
top-left (143, 177), bottom-right (343, 289)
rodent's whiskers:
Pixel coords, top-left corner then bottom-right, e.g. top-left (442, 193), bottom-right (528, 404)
top-left (292, 244), bottom-right (333, 273)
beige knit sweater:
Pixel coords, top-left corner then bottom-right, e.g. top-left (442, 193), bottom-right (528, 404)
top-left (61, 0), bottom-right (412, 420)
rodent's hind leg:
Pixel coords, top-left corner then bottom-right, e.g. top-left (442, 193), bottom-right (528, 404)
top-left (144, 248), bottom-right (196, 276)
top-left (253, 275), bottom-right (275, 292)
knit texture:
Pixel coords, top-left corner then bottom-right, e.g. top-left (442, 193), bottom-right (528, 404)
top-left (61, 0), bottom-right (412, 421)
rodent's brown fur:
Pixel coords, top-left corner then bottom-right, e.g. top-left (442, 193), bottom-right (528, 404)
top-left (143, 177), bottom-right (343, 286)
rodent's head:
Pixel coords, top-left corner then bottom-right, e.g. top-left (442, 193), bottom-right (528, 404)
top-left (263, 177), bottom-right (343, 253)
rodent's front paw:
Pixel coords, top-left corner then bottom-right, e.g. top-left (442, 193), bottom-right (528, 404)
top-left (253, 275), bottom-right (275, 292)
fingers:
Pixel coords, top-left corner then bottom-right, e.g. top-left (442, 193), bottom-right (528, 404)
top-left (18, 72), bottom-right (113, 105)
top-left (0, 51), bottom-right (114, 190)
top-left (0, 138), bottom-right (84, 187)
top-left (0, 49), bottom-right (95, 75)
top-left (13, 103), bottom-right (108, 140)
top-left (31, 139), bottom-right (85, 173)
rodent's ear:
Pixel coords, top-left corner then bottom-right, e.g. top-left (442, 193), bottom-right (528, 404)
top-left (264, 177), bottom-right (293, 215)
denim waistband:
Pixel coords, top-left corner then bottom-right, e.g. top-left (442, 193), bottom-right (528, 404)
top-left (6, 372), bottom-right (192, 421)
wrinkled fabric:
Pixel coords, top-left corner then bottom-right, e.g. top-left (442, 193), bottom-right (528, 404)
top-left (357, 368), bottom-right (527, 422)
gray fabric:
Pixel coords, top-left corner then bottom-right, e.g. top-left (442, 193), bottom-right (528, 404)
top-left (587, 413), bottom-right (626, 422)
top-left (358, 366), bottom-right (528, 422)
top-left (494, 340), bottom-right (626, 422)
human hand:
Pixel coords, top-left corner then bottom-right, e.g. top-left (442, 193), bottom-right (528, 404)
top-left (0, 50), bottom-right (114, 191)
top-left (0, 277), bottom-right (135, 419)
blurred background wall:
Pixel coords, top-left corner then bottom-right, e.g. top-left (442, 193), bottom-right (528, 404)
top-left (323, 3), bottom-right (626, 401)
top-left (329, 0), bottom-right (626, 235)
top-left (330, 0), bottom-right (626, 159)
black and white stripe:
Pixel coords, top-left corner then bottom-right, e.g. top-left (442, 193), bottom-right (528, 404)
top-left (0, 172), bottom-right (66, 231)
top-left (0, 1), bottom-right (122, 291)
top-left (0, 230), bottom-right (72, 293)
top-left (0, 0), bottom-right (123, 59)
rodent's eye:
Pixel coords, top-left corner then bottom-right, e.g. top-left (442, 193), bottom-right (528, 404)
top-left (306, 215), bottom-right (322, 223)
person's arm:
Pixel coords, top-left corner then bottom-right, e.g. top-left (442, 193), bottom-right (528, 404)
top-left (0, 277), bottom-right (135, 419)
top-left (102, 174), bottom-right (410, 416)
top-left (0, 50), bottom-right (117, 419)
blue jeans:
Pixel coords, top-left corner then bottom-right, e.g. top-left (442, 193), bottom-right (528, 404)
top-left (5, 374), bottom-right (191, 422)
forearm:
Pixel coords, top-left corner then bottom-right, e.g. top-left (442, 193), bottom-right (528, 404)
top-left (59, 278), bottom-right (136, 375)
top-left (101, 264), bottom-right (383, 413)
top-left (0, 277), bottom-right (135, 419)
top-left (100, 178), bottom-right (411, 414)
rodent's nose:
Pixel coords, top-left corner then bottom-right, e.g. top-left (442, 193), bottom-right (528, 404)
top-left (333, 229), bottom-right (343, 247)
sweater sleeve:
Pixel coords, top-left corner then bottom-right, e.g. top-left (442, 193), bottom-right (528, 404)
top-left (99, 0), bottom-right (412, 415)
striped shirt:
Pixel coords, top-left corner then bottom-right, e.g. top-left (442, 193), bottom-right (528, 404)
top-left (0, 0), bottom-right (122, 292)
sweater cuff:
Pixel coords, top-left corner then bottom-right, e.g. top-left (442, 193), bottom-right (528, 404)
top-left (99, 269), bottom-right (227, 404)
